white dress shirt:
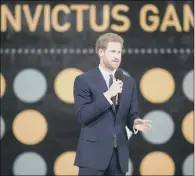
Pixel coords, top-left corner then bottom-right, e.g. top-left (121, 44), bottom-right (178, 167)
top-left (98, 65), bottom-right (138, 134)
top-left (99, 65), bottom-right (116, 104)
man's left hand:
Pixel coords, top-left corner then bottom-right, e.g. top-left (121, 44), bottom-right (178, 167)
top-left (133, 118), bottom-right (152, 132)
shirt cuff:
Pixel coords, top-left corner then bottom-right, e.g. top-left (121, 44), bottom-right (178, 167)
top-left (103, 93), bottom-right (113, 105)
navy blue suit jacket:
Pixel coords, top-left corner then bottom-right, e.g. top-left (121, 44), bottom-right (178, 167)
top-left (73, 67), bottom-right (139, 173)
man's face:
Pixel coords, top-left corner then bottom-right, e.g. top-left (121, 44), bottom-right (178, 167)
top-left (99, 42), bottom-right (122, 71)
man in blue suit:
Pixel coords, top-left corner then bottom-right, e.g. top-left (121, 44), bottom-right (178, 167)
top-left (73, 33), bottom-right (152, 175)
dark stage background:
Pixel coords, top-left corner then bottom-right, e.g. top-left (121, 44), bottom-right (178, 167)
top-left (0, 1), bottom-right (194, 175)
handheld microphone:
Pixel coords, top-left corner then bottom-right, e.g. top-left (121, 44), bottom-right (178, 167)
top-left (114, 69), bottom-right (124, 105)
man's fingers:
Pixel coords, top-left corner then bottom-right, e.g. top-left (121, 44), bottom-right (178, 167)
top-left (142, 126), bottom-right (152, 132)
top-left (144, 120), bottom-right (152, 124)
top-left (136, 124), bottom-right (152, 132)
top-left (116, 80), bottom-right (123, 85)
top-left (135, 118), bottom-right (142, 123)
top-left (144, 123), bottom-right (151, 127)
top-left (113, 79), bottom-right (123, 87)
top-left (145, 124), bottom-right (152, 130)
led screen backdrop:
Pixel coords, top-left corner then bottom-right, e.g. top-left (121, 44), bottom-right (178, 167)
top-left (0, 1), bottom-right (194, 175)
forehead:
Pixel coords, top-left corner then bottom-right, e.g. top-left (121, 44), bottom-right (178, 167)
top-left (106, 42), bottom-right (122, 50)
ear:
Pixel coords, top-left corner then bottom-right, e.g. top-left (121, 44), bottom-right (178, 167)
top-left (98, 49), bottom-right (104, 57)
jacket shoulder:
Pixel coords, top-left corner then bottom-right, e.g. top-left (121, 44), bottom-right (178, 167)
top-left (123, 72), bottom-right (135, 83)
top-left (75, 67), bottom-right (97, 82)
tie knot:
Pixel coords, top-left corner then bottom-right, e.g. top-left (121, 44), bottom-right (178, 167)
top-left (109, 74), bottom-right (114, 87)
top-left (109, 74), bottom-right (113, 79)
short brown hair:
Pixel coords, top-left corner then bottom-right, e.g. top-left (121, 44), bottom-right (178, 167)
top-left (95, 33), bottom-right (124, 54)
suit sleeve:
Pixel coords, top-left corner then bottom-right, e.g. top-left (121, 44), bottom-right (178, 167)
top-left (127, 79), bottom-right (139, 133)
top-left (73, 75), bottom-right (112, 125)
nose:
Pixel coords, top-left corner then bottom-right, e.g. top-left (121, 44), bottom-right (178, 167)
top-left (114, 55), bottom-right (120, 60)
top-left (115, 52), bottom-right (121, 58)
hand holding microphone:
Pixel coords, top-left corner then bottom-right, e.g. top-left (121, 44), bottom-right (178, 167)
top-left (105, 80), bottom-right (123, 99)
top-left (104, 69), bottom-right (124, 101)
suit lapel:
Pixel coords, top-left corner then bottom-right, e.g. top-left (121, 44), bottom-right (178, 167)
top-left (116, 76), bottom-right (125, 117)
top-left (94, 67), bottom-right (116, 115)
top-left (94, 67), bottom-right (108, 93)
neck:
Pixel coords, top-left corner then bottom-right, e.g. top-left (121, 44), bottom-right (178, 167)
top-left (99, 64), bottom-right (115, 73)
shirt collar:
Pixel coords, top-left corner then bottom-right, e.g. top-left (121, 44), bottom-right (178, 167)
top-left (98, 65), bottom-right (116, 80)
